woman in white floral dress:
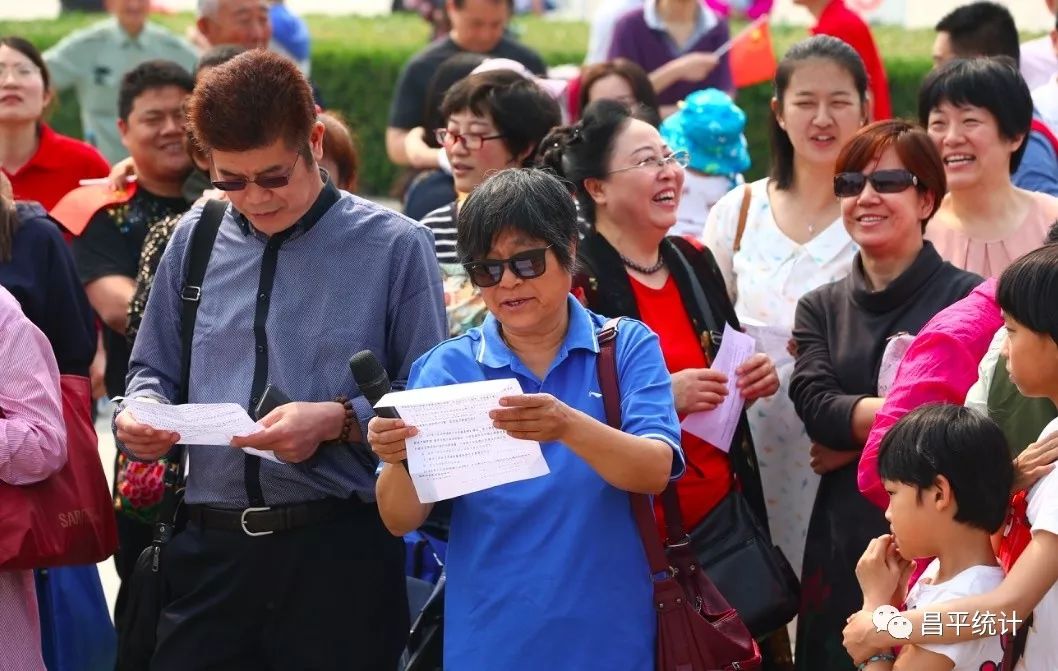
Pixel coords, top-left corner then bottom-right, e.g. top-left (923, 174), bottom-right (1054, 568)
top-left (703, 36), bottom-right (867, 576)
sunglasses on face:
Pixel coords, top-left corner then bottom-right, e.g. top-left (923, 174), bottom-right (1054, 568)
top-left (462, 246), bottom-right (552, 288)
top-left (834, 169), bottom-right (919, 198)
top-left (210, 153), bottom-right (300, 192)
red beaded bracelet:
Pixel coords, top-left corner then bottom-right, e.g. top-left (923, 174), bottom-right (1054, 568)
top-left (334, 395), bottom-right (355, 443)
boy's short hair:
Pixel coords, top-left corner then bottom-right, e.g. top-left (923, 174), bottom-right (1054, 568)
top-left (934, 1), bottom-right (1020, 64)
top-left (879, 404), bottom-right (1013, 533)
top-left (998, 243), bottom-right (1058, 346)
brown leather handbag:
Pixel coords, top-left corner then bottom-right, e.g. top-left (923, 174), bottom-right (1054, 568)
top-left (597, 319), bottom-right (762, 671)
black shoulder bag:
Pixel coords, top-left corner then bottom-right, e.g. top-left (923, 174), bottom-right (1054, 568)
top-left (115, 200), bottom-right (227, 671)
top-left (665, 239), bottom-right (801, 639)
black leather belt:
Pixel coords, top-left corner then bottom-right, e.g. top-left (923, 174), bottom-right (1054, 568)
top-left (187, 498), bottom-right (355, 537)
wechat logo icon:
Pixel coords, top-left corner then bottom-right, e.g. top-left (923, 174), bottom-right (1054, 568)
top-left (872, 605), bottom-right (913, 640)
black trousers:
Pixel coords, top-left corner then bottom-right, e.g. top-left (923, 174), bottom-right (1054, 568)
top-left (150, 502), bottom-right (408, 671)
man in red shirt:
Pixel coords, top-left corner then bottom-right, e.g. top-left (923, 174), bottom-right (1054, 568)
top-left (797, 0), bottom-right (893, 120)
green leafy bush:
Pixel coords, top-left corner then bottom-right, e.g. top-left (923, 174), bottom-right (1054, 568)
top-left (2, 12), bottom-right (945, 195)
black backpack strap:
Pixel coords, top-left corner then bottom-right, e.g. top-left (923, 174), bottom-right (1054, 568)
top-left (157, 199), bottom-right (226, 528)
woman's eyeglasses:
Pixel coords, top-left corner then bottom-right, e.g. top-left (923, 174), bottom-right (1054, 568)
top-left (210, 154), bottom-right (300, 192)
top-left (462, 246), bottom-right (552, 288)
top-left (607, 150), bottom-right (690, 175)
top-left (834, 169), bottom-right (919, 198)
top-left (435, 129), bottom-right (505, 151)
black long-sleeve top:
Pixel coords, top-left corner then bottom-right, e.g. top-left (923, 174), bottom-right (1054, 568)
top-left (0, 202), bottom-right (96, 376)
top-left (789, 242), bottom-right (981, 452)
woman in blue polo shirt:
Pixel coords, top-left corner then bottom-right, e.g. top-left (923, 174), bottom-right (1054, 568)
top-left (369, 168), bottom-right (684, 670)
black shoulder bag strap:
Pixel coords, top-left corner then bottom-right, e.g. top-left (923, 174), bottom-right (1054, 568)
top-left (666, 237), bottom-right (724, 360)
top-left (152, 199), bottom-right (227, 552)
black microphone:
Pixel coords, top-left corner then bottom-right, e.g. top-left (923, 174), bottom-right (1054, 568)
top-left (350, 350), bottom-right (400, 419)
top-left (349, 350), bottom-right (406, 468)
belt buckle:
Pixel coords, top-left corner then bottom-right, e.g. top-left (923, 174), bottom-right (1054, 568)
top-left (240, 506), bottom-right (273, 537)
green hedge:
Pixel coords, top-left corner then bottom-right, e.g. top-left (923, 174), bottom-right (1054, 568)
top-left (2, 13), bottom-right (944, 195)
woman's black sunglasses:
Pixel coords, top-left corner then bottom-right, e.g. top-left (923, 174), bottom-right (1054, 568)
top-left (462, 246), bottom-right (552, 288)
top-left (834, 169), bottom-right (919, 198)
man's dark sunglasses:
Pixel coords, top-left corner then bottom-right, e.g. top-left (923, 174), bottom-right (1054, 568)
top-left (211, 154), bottom-right (300, 192)
top-left (462, 246), bottom-right (552, 288)
top-left (834, 169), bottom-right (919, 198)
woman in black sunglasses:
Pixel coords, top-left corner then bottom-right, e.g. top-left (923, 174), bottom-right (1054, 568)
top-left (540, 99), bottom-right (795, 667)
top-left (789, 119), bottom-right (982, 670)
top-left (370, 168), bottom-right (686, 670)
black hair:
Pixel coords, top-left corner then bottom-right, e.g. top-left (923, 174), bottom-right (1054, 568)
top-left (422, 52), bottom-right (489, 147)
top-left (196, 44), bottom-right (245, 76)
top-left (997, 243), bottom-right (1058, 345)
top-left (440, 69), bottom-right (562, 167)
top-left (118, 59), bottom-right (194, 122)
top-left (879, 404), bottom-right (1013, 533)
top-left (918, 57), bottom-right (1033, 174)
top-left (935, 2), bottom-right (1020, 64)
top-left (1048, 220), bottom-right (1058, 245)
top-left (535, 98), bottom-right (632, 224)
top-left (770, 35), bottom-right (868, 190)
top-left (457, 168), bottom-right (578, 271)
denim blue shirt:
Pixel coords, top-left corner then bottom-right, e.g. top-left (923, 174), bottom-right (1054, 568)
top-left (120, 182), bottom-right (447, 507)
top-left (408, 295), bottom-right (683, 670)
top-left (1013, 119), bottom-right (1058, 198)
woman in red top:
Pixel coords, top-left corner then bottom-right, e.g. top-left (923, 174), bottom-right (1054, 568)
top-left (0, 37), bottom-right (109, 213)
top-left (541, 101), bottom-right (792, 665)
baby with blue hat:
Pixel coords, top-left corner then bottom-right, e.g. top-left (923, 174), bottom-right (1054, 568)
top-left (660, 89), bottom-right (751, 238)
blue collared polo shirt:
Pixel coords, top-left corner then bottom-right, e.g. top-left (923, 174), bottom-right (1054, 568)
top-left (407, 294), bottom-right (683, 670)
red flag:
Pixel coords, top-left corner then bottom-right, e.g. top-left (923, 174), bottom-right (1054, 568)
top-left (729, 20), bottom-right (778, 89)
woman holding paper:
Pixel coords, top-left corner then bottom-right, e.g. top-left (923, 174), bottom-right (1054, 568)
top-left (788, 119), bottom-right (980, 670)
top-left (539, 100), bottom-right (792, 665)
top-left (370, 168), bottom-right (685, 671)
top-left (702, 35), bottom-right (867, 578)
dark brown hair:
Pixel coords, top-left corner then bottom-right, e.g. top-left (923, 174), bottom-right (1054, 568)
top-left (578, 58), bottom-right (659, 122)
top-left (186, 50), bottom-right (316, 156)
top-left (319, 110), bottom-right (359, 192)
top-left (835, 119), bottom-right (947, 229)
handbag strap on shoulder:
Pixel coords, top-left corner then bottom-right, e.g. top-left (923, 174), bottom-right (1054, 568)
top-left (160, 200), bottom-right (226, 497)
top-left (733, 184), bottom-right (752, 253)
top-left (596, 317), bottom-right (685, 575)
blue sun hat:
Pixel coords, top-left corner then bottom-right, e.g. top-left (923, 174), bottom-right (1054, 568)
top-left (660, 88), bottom-right (751, 176)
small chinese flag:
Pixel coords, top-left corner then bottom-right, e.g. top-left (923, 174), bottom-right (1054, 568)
top-left (729, 20), bottom-right (778, 89)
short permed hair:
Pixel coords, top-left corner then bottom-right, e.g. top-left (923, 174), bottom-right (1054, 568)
top-left (835, 120), bottom-right (946, 230)
top-left (118, 60), bottom-right (194, 123)
top-left (457, 168), bottom-right (578, 271)
top-left (918, 57), bottom-right (1033, 174)
top-left (440, 69), bottom-right (562, 168)
top-left (997, 243), bottom-right (1058, 346)
top-left (879, 404), bottom-right (1013, 534)
top-left (186, 50), bottom-right (316, 155)
top-left (935, 2), bottom-right (1020, 64)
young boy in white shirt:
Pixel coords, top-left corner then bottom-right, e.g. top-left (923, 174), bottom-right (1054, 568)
top-left (843, 242), bottom-right (1058, 670)
top-left (854, 403), bottom-right (1012, 670)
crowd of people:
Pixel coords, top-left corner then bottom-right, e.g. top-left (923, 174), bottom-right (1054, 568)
top-left (2, 0), bottom-right (1058, 669)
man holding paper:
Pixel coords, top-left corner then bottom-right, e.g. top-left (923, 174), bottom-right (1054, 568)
top-left (112, 51), bottom-right (446, 670)
top-left (369, 169), bottom-right (685, 671)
